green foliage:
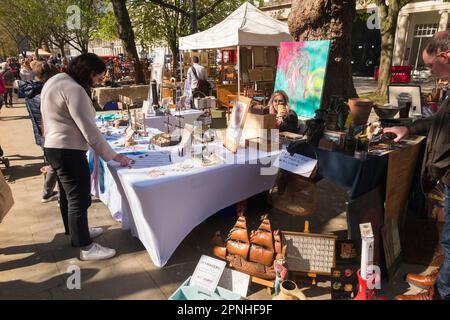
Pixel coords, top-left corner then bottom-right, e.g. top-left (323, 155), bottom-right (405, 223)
top-left (129, 0), bottom-right (246, 51)
top-left (0, 0), bottom-right (108, 54)
top-left (92, 2), bottom-right (119, 41)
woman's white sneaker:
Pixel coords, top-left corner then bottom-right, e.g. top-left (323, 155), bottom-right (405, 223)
top-left (80, 242), bottom-right (116, 261)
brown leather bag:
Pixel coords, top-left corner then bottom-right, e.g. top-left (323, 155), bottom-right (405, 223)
top-left (0, 170), bottom-right (14, 223)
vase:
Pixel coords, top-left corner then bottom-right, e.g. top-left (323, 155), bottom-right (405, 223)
top-left (273, 280), bottom-right (307, 300)
top-left (348, 98), bottom-right (373, 126)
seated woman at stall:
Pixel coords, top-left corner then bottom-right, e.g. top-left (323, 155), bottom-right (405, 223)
top-left (268, 90), bottom-right (299, 133)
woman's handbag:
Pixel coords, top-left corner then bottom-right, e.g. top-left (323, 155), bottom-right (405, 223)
top-left (0, 170), bottom-right (14, 223)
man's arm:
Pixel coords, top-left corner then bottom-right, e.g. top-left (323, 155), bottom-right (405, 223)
top-left (408, 116), bottom-right (434, 135)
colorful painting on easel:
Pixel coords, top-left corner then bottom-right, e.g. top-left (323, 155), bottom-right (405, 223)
top-left (274, 41), bottom-right (330, 118)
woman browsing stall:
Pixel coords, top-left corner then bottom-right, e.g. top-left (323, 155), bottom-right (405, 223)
top-left (41, 53), bottom-right (131, 261)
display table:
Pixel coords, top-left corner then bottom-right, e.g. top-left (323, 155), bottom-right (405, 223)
top-left (92, 85), bottom-right (150, 109)
top-left (290, 138), bottom-right (425, 267)
top-left (90, 128), bottom-right (279, 267)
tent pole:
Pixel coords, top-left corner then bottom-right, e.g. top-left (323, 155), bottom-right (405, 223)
top-left (179, 50), bottom-right (183, 81)
top-left (252, 47), bottom-right (256, 92)
top-left (237, 45), bottom-right (240, 98)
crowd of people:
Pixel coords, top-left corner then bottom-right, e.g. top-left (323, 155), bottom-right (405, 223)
top-left (0, 54), bottom-right (70, 110)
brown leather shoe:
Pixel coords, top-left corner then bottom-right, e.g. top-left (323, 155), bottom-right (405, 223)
top-left (395, 286), bottom-right (438, 300)
top-left (406, 269), bottom-right (439, 290)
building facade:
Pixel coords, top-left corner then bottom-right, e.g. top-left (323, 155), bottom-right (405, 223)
top-left (261, 0), bottom-right (450, 74)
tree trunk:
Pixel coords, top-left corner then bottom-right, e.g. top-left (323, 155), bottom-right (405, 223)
top-left (189, 0), bottom-right (198, 34)
top-left (57, 39), bottom-right (66, 58)
top-left (111, 0), bottom-right (146, 84)
top-left (376, 3), bottom-right (401, 96)
top-left (169, 38), bottom-right (180, 79)
top-left (288, 0), bottom-right (358, 109)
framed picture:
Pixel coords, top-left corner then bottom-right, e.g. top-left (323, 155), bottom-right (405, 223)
top-left (281, 231), bottom-right (337, 275)
top-left (274, 41), bottom-right (331, 118)
top-left (388, 85), bottom-right (422, 116)
top-left (223, 96), bottom-right (252, 153)
top-left (381, 218), bottom-right (402, 281)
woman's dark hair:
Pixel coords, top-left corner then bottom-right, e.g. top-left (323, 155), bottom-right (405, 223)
top-left (66, 53), bottom-right (106, 94)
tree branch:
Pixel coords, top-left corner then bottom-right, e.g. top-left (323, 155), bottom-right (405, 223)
top-left (145, 0), bottom-right (188, 16)
top-left (198, 0), bottom-right (226, 20)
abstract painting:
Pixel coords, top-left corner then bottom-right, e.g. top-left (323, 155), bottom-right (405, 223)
top-left (274, 41), bottom-right (330, 119)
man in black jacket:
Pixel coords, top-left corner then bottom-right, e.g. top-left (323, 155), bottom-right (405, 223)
top-left (385, 31), bottom-right (450, 300)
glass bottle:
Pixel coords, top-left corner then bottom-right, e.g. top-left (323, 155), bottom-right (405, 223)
top-left (345, 126), bottom-right (357, 155)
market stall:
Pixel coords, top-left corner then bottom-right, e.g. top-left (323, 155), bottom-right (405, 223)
top-left (92, 85), bottom-right (150, 110)
top-left (178, 2), bottom-right (292, 110)
top-left (90, 126), bottom-right (279, 267)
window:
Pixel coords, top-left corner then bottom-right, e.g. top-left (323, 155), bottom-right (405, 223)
top-left (414, 24), bottom-right (439, 37)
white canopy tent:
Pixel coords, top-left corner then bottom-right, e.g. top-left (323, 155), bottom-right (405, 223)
top-left (179, 2), bottom-right (292, 50)
top-left (179, 1), bottom-right (293, 97)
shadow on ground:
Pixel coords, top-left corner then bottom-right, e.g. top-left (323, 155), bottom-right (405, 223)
top-left (2, 162), bottom-right (44, 182)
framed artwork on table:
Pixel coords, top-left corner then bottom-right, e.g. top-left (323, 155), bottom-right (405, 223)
top-left (388, 85), bottom-right (422, 116)
top-left (223, 96), bottom-right (252, 153)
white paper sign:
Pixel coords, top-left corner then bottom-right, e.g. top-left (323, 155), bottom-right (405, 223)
top-left (190, 255), bottom-right (226, 294)
top-left (218, 268), bottom-right (250, 298)
top-left (276, 150), bottom-right (318, 178)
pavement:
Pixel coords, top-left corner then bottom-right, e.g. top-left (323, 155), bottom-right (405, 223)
top-left (0, 81), bottom-right (441, 300)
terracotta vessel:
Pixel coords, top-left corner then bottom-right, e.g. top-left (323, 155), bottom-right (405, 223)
top-left (273, 280), bottom-right (307, 300)
top-left (348, 98), bottom-right (373, 125)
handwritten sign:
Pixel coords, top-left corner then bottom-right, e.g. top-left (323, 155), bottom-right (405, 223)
top-left (190, 255), bottom-right (226, 294)
top-left (276, 150), bottom-right (318, 178)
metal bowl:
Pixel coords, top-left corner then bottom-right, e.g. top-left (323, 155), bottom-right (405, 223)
top-left (374, 104), bottom-right (404, 119)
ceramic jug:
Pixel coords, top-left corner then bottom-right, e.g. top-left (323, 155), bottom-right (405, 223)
top-left (273, 280), bottom-right (307, 300)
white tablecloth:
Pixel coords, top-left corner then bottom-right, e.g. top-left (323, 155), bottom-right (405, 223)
top-left (91, 129), bottom-right (279, 267)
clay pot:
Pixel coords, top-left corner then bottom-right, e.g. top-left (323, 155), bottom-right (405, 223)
top-left (348, 98), bottom-right (373, 126)
top-left (273, 280), bottom-right (307, 300)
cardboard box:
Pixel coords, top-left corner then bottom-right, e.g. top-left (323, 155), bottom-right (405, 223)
top-left (242, 113), bottom-right (277, 141)
top-left (245, 137), bottom-right (280, 152)
top-left (248, 69), bottom-right (263, 82)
